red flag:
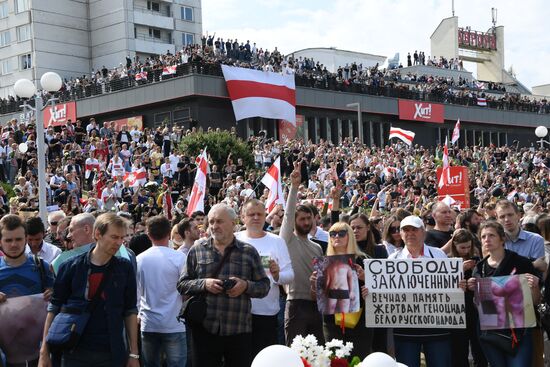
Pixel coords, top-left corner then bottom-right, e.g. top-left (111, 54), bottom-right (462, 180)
top-left (123, 167), bottom-right (147, 187)
top-left (261, 157), bottom-right (285, 212)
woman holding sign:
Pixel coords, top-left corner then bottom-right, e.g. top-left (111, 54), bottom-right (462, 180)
top-left (311, 222), bottom-right (372, 359)
top-left (464, 221), bottom-right (540, 367)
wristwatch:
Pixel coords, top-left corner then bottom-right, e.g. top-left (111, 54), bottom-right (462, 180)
top-left (129, 353), bottom-right (140, 360)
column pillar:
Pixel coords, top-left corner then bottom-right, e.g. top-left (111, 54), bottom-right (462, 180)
top-left (369, 121), bottom-right (374, 147)
top-left (303, 118), bottom-right (309, 143)
top-left (337, 118), bottom-right (342, 144)
top-left (326, 118), bottom-right (332, 143)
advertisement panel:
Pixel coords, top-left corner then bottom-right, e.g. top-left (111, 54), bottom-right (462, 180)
top-left (398, 100), bottom-right (444, 123)
top-left (278, 114), bottom-right (305, 142)
top-left (436, 166), bottom-right (470, 208)
top-left (42, 101), bottom-right (77, 127)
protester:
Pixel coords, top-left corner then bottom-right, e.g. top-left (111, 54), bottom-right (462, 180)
top-left (24, 217), bottom-right (61, 264)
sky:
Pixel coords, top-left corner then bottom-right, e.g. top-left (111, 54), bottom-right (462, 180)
top-left (202, 0), bottom-right (549, 92)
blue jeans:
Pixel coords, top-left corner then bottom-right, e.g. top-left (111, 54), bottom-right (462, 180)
top-left (395, 337), bottom-right (451, 367)
top-left (479, 328), bottom-right (532, 367)
top-left (141, 331), bottom-right (187, 367)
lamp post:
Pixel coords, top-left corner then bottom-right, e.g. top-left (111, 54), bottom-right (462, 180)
top-left (535, 126), bottom-right (550, 149)
top-left (346, 102), bottom-right (363, 144)
top-left (14, 72), bottom-right (62, 226)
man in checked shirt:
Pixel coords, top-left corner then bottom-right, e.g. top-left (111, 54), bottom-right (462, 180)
top-left (178, 203), bottom-right (270, 367)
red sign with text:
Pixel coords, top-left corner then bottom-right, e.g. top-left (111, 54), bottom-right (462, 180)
top-left (436, 166), bottom-right (470, 209)
top-left (398, 99), bottom-right (444, 123)
top-left (43, 101), bottom-right (77, 128)
top-left (278, 115), bottom-right (305, 142)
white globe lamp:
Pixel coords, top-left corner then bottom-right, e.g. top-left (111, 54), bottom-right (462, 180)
top-left (535, 126), bottom-right (548, 138)
top-left (251, 345), bottom-right (303, 367)
top-left (361, 352), bottom-right (397, 367)
top-left (40, 72), bottom-right (62, 92)
top-left (13, 79), bottom-right (36, 98)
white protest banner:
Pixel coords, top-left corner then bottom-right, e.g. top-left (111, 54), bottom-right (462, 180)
top-left (364, 258), bottom-right (465, 328)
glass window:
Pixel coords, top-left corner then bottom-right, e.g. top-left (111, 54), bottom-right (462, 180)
top-left (15, 0), bottom-right (29, 13)
top-left (183, 33), bottom-right (194, 45)
top-left (149, 28), bottom-right (161, 39)
top-left (181, 6), bottom-right (193, 21)
top-left (17, 24), bottom-right (31, 42)
top-left (0, 2), bottom-right (8, 18)
top-left (0, 30), bottom-right (10, 47)
top-left (20, 53), bottom-right (31, 69)
top-left (147, 1), bottom-right (160, 12)
top-left (1, 58), bottom-right (12, 75)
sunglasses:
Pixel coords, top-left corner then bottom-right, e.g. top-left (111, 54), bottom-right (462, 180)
top-left (50, 221), bottom-right (59, 226)
top-left (389, 226), bottom-right (400, 233)
top-left (329, 230), bottom-right (348, 238)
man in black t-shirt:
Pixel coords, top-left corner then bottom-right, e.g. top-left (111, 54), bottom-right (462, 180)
top-left (425, 202), bottom-right (454, 248)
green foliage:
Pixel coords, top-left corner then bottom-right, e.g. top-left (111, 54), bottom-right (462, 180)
top-left (0, 182), bottom-right (15, 199)
top-left (349, 356), bottom-right (362, 366)
top-left (179, 130), bottom-right (254, 169)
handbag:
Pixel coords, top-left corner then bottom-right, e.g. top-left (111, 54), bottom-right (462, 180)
top-left (335, 307), bottom-right (363, 329)
top-left (479, 328), bottom-right (525, 357)
top-left (46, 263), bottom-right (113, 352)
top-left (178, 245), bottom-right (235, 324)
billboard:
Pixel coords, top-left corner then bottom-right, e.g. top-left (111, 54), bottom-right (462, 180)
top-left (278, 114), bottom-right (305, 142)
top-left (42, 101), bottom-right (77, 128)
top-left (398, 100), bottom-right (444, 123)
top-left (436, 166), bottom-right (470, 209)
top-left (108, 116), bottom-right (144, 132)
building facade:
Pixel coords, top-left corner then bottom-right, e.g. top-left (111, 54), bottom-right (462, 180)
top-left (0, 0), bottom-right (202, 99)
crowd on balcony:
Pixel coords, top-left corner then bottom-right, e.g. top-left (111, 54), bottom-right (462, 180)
top-left (0, 35), bottom-right (549, 116)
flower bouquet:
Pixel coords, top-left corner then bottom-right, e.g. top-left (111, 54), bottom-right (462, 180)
top-left (291, 335), bottom-right (361, 367)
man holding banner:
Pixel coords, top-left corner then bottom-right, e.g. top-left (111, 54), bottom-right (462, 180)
top-left (367, 215), bottom-right (454, 367)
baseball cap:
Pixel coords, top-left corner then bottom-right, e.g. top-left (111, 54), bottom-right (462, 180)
top-left (400, 215), bottom-right (425, 230)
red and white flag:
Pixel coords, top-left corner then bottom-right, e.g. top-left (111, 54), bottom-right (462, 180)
top-left (162, 66), bottom-right (177, 75)
top-left (186, 148), bottom-right (208, 216)
top-left (451, 119), bottom-right (461, 145)
top-left (477, 97), bottom-right (487, 107)
top-left (135, 71), bottom-right (148, 81)
top-left (389, 127), bottom-right (415, 146)
top-left (123, 167), bottom-right (147, 187)
top-left (261, 156), bottom-right (286, 212)
top-left (438, 137), bottom-right (450, 188)
top-left (221, 65), bottom-right (296, 124)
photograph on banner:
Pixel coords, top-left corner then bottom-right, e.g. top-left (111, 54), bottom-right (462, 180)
top-left (0, 294), bottom-right (48, 365)
top-left (278, 115), bottom-right (305, 142)
top-left (110, 116), bottom-right (144, 132)
top-left (474, 274), bottom-right (536, 330)
top-left (363, 258), bottom-right (465, 328)
top-left (314, 255), bottom-right (360, 315)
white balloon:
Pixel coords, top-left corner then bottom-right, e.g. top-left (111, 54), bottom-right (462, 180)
top-left (251, 345), bottom-right (303, 367)
top-left (361, 352), bottom-right (397, 367)
top-left (18, 142), bottom-right (28, 153)
top-left (397, 363), bottom-right (408, 367)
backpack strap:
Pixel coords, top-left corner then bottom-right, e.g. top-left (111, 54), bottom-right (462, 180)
top-left (33, 254), bottom-right (46, 292)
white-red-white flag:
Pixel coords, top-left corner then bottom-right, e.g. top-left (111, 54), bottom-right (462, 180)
top-left (389, 127), bottom-right (415, 146)
top-left (221, 65), bottom-right (296, 124)
top-left (123, 167), bottom-right (147, 188)
top-left (135, 71), bottom-right (148, 81)
top-left (451, 119), bottom-right (461, 145)
top-left (261, 156), bottom-right (286, 212)
top-left (438, 137), bottom-right (450, 188)
top-left (186, 148), bottom-right (208, 216)
top-left (162, 66), bottom-right (177, 75)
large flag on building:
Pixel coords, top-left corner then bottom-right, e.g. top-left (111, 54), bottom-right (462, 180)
top-left (389, 127), bottom-right (415, 146)
top-left (187, 148), bottom-right (209, 216)
top-left (438, 137), bottom-right (450, 188)
top-left (451, 119), bottom-right (461, 145)
top-left (261, 156), bottom-right (286, 212)
top-left (221, 65), bottom-right (296, 124)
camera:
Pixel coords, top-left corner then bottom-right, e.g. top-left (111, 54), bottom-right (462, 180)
top-left (222, 279), bottom-right (236, 291)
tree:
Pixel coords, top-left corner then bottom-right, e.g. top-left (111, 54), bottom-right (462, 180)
top-left (179, 130), bottom-right (254, 169)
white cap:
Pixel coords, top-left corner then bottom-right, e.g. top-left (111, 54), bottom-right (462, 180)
top-left (400, 216), bottom-right (425, 230)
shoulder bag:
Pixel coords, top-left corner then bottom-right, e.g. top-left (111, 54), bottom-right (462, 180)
top-left (46, 262), bottom-right (113, 352)
top-left (178, 245), bottom-right (234, 325)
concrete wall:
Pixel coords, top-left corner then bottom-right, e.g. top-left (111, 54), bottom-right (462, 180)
top-left (477, 26), bottom-right (505, 83)
top-left (430, 16), bottom-right (459, 60)
top-left (291, 48), bottom-right (386, 73)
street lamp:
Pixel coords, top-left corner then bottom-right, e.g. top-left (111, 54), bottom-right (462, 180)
top-left (535, 125), bottom-right (550, 149)
top-left (346, 102), bottom-right (363, 144)
top-left (14, 72), bottom-right (62, 226)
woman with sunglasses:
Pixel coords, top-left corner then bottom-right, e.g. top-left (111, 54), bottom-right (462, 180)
top-left (382, 215), bottom-right (404, 256)
top-left (313, 222), bottom-right (373, 359)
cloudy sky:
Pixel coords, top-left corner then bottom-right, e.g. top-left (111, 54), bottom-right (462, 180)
top-left (202, 0), bottom-right (549, 92)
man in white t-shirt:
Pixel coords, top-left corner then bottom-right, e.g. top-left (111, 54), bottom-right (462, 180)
top-left (235, 199), bottom-right (294, 357)
top-left (137, 215), bottom-right (187, 367)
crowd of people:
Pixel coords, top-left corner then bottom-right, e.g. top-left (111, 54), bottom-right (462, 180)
top-left (0, 107), bottom-right (550, 367)
top-left (1, 35), bottom-right (549, 116)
